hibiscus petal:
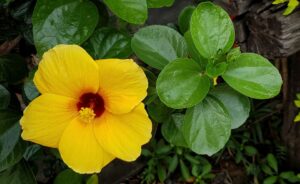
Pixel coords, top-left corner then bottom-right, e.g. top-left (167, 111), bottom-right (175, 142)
top-left (20, 94), bottom-right (78, 148)
top-left (93, 103), bottom-right (152, 161)
top-left (34, 44), bottom-right (99, 99)
top-left (96, 59), bottom-right (148, 114)
top-left (59, 117), bottom-right (114, 174)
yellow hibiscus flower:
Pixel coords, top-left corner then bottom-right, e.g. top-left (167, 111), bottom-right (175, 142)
top-left (20, 44), bottom-right (152, 174)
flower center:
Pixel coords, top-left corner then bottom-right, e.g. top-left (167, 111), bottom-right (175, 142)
top-left (77, 93), bottom-right (105, 122)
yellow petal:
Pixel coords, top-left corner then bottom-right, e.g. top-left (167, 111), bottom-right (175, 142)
top-left (34, 44), bottom-right (99, 99)
top-left (93, 103), bottom-right (152, 161)
top-left (20, 94), bottom-right (78, 148)
top-left (96, 59), bottom-right (148, 114)
top-left (59, 118), bottom-right (114, 174)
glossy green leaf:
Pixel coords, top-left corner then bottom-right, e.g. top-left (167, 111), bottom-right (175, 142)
top-left (183, 96), bottom-right (232, 156)
top-left (0, 85), bottom-right (10, 109)
top-left (266, 153), bottom-right (278, 173)
top-left (161, 114), bottom-right (188, 147)
top-left (178, 6), bottom-right (195, 33)
top-left (54, 169), bottom-right (82, 184)
top-left (147, 97), bottom-right (173, 123)
top-left (0, 160), bottom-right (36, 184)
top-left (222, 53), bottom-right (282, 99)
top-left (132, 25), bottom-right (188, 70)
top-left (179, 159), bottom-right (192, 181)
top-left (210, 84), bottom-right (250, 129)
top-left (0, 54), bottom-right (28, 84)
top-left (0, 109), bottom-right (27, 172)
top-left (168, 155), bottom-right (178, 174)
top-left (104, 0), bottom-right (147, 24)
top-left (86, 174), bottom-right (98, 184)
top-left (157, 58), bottom-right (210, 109)
top-left (32, 0), bottom-right (99, 55)
top-left (190, 2), bottom-right (234, 59)
top-left (147, 0), bottom-right (174, 8)
top-left (83, 27), bottom-right (132, 59)
top-left (157, 164), bottom-right (167, 182)
top-left (184, 31), bottom-right (207, 70)
top-left (280, 171), bottom-right (300, 183)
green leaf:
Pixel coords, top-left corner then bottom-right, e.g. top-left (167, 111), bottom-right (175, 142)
top-left (0, 54), bottom-right (28, 84)
top-left (54, 169), bottom-right (83, 184)
top-left (83, 27), bottom-right (132, 59)
top-left (179, 159), bottom-right (192, 181)
top-left (147, 0), bottom-right (174, 8)
top-left (147, 97), bottom-right (173, 122)
top-left (161, 114), bottom-right (188, 147)
top-left (23, 69), bottom-right (39, 102)
top-left (0, 160), bottom-right (36, 184)
top-left (157, 58), bottom-right (210, 109)
top-left (0, 109), bottom-right (27, 172)
top-left (226, 47), bottom-right (241, 62)
top-left (184, 31), bottom-right (207, 70)
top-left (183, 96), bottom-right (232, 156)
top-left (23, 144), bottom-right (41, 161)
top-left (280, 171), bottom-right (300, 183)
top-left (104, 0), bottom-right (147, 24)
top-left (157, 164), bottom-right (167, 182)
top-left (201, 163), bottom-right (212, 176)
top-left (267, 153), bottom-right (278, 173)
top-left (261, 164), bottom-right (274, 175)
top-left (32, 0), bottom-right (99, 56)
top-left (0, 85), bottom-right (10, 109)
top-left (190, 2), bottom-right (234, 59)
top-left (244, 145), bottom-right (257, 157)
top-left (168, 154), bottom-right (178, 174)
top-left (222, 53), bottom-right (282, 99)
top-left (178, 6), bottom-right (195, 34)
top-left (86, 174), bottom-right (98, 184)
top-left (132, 25), bottom-right (188, 70)
top-left (283, 0), bottom-right (299, 15)
top-left (206, 62), bottom-right (227, 78)
top-left (210, 84), bottom-right (250, 129)
top-left (263, 176), bottom-right (278, 184)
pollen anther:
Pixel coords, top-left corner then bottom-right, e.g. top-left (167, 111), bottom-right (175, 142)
top-left (79, 107), bottom-right (96, 123)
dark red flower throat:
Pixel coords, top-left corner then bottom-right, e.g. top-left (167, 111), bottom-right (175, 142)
top-left (77, 93), bottom-right (105, 117)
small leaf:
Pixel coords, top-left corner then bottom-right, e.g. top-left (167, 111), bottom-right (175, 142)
top-left (178, 6), bottom-right (195, 34)
top-left (180, 159), bottom-right (192, 181)
top-left (226, 47), bottom-right (241, 62)
top-left (263, 176), bottom-right (278, 184)
top-left (244, 145), bottom-right (257, 157)
top-left (54, 169), bottom-right (83, 184)
top-left (280, 171), bottom-right (300, 183)
top-left (0, 85), bottom-right (10, 109)
top-left (222, 53), bottom-right (282, 99)
top-left (210, 84), bottom-right (250, 129)
top-left (147, 0), bottom-right (174, 8)
top-left (157, 164), bottom-right (167, 182)
top-left (132, 25), bottom-right (188, 70)
top-left (168, 155), bottom-right (178, 174)
top-left (206, 62), bottom-right (227, 78)
top-left (86, 174), bottom-right (98, 184)
top-left (157, 58), bottom-right (210, 109)
top-left (32, 0), bottom-right (99, 56)
top-left (104, 0), bottom-right (147, 24)
top-left (183, 96), bottom-right (232, 156)
top-left (267, 153), bottom-right (278, 173)
top-left (161, 113), bottom-right (188, 147)
top-left (190, 2), bottom-right (234, 59)
top-left (261, 164), bottom-right (274, 175)
top-left (23, 69), bottom-right (39, 102)
top-left (201, 163), bottom-right (212, 176)
top-left (83, 27), bottom-right (132, 59)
